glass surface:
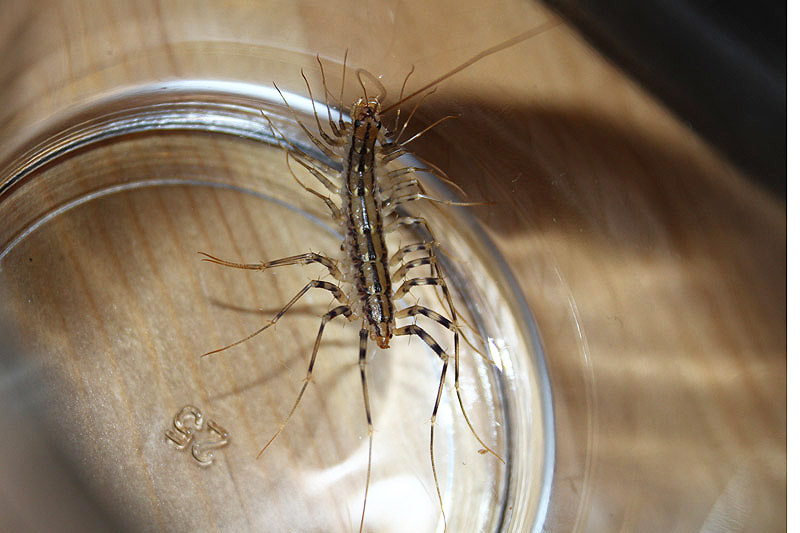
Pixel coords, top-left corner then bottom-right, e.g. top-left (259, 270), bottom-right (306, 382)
top-left (0, 80), bottom-right (552, 531)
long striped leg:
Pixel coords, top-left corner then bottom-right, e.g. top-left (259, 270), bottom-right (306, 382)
top-left (396, 305), bottom-right (503, 463)
top-left (391, 244), bottom-right (492, 364)
top-left (257, 305), bottom-right (353, 457)
top-left (381, 168), bottom-right (467, 202)
top-left (389, 242), bottom-right (438, 268)
top-left (357, 328), bottom-right (373, 533)
top-left (379, 148), bottom-right (467, 200)
top-left (201, 280), bottom-right (347, 356)
top-left (394, 277), bottom-right (453, 316)
top-left (199, 251), bottom-right (345, 282)
top-left (393, 273), bottom-right (460, 365)
top-left (394, 323), bottom-right (450, 530)
top-left (260, 112), bottom-right (341, 194)
top-left (390, 242), bottom-right (457, 326)
top-left (299, 68), bottom-right (345, 147)
top-left (385, 215), bottom-right (436, 242)
top-left (387, 175), bottom-right (488, 207)
top-left (315, 54), bottom-right (345, 137)
top-left (391, 251), bottom-right (439, 283)
top-left (271, 82), bottom-right (340, 161)
top-left (393, 192), bottom-right (488, 207)
top-left (282, 152), bottom-right (343, 222)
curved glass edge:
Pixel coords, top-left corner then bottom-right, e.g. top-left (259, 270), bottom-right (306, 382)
top-left (465, 214), bottom-right (555, 532)
top-left (0, 80), bottom-right (317, 196)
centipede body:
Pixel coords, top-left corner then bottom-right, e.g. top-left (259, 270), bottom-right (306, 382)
top-left (199, 20), bottom-right (560, 531)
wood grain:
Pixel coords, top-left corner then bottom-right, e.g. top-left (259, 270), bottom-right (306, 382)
top-left (0, 1), bottom-right (785, 531)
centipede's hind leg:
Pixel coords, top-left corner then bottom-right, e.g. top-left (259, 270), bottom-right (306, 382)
top-left (393, 275), bottom-right (503, 527)
top-left (257, 304), bottom-right (353, 457)
top-left (393, 323), bottom-right (451, 530)
top-left (396, 304), bottom-right (504, 463)
top-left (357, 328), bottom-right (374, 533)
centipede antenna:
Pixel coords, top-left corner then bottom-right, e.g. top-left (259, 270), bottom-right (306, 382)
top-left (356, 68), bottom-right (387, 103)
top-left (422, 190), bottom-right (493, 206)
top-left (382, 18), bottom-right (561, 114)
top-left (394, 88), bottom-right (437, 143)
top-left (398, 114), bottom-right (459, 147)
top-left (392, 64), bottom-right (415, 134)
top-left (339, 49), bottom-right (348, 129)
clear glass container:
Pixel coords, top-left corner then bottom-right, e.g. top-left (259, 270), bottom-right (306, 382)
top-left (0, 76), bottom-right (553, 532)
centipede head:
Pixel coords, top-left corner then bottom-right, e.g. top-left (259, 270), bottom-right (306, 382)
top-left (351, 98), bottom-right (384, 144)
top-left (351, 98), bottom-right (382, 123)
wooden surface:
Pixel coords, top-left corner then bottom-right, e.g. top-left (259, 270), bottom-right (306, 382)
top-left (0, 1), bottom-right (786, 532)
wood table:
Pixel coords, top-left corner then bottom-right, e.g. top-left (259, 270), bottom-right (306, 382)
top-left (0, 1), bottom-right (785, 531)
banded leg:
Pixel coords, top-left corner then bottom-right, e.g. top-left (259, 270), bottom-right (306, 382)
top-left (389, 242), bottom-right (456, 320)
top-left (385, 171), bottom-right (469, 205)
top-left (385, 215), bottom-right (436, 241)
top-left (272, 82), bottom-right (340, 161)
top-left (261, 111), bottom-right (341, 194)
top-left (257, 305), bottom-right (353, 457)
top-left (391, 255), bottom-right (437, 283)
top-left (201, 280), bottom-right (346, 356)
top-left (389, 242), bottom-right (438, 267)
top-left (391, 244), bottom-right (493, 364)
top-left (394, 276), bottom-right (456, 325)
top-left (315, 55), bottom-right (345, 137)
top-left (290, 153), bottom-right (342, 195)
top-left (391, 189), bottom-right (489, 207)
top-left (382, 174), bottom-right (425, 206)
top-left (299, 68), bottom-right (345, 147)
top-left (390, 244), bottom-right (455, 322)
top-left (379, 149), bottom-right (469, 199)
top-left (282, 152), bottom-right (343, 222)
top-left (396, 306), bottom-right (503, 463)
top-left (383, 175), bottom-right (467, 212)
top-left (394, 323), bottom-right (450, 529)
top-left (357, 328), bottom-right (373, 533)
top-left (199, 251), bottom-right (344, 282)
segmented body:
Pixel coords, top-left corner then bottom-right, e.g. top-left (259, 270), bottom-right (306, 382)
top-left (199, 20), bottom-right (559, 531)
top-left (341, 101), bottom-right (394, 348)
top-left (201, 91), bottom-right (483, 532)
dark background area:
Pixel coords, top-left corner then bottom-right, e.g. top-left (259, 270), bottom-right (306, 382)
top-left (543, 0), bottom-right (786, 198)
